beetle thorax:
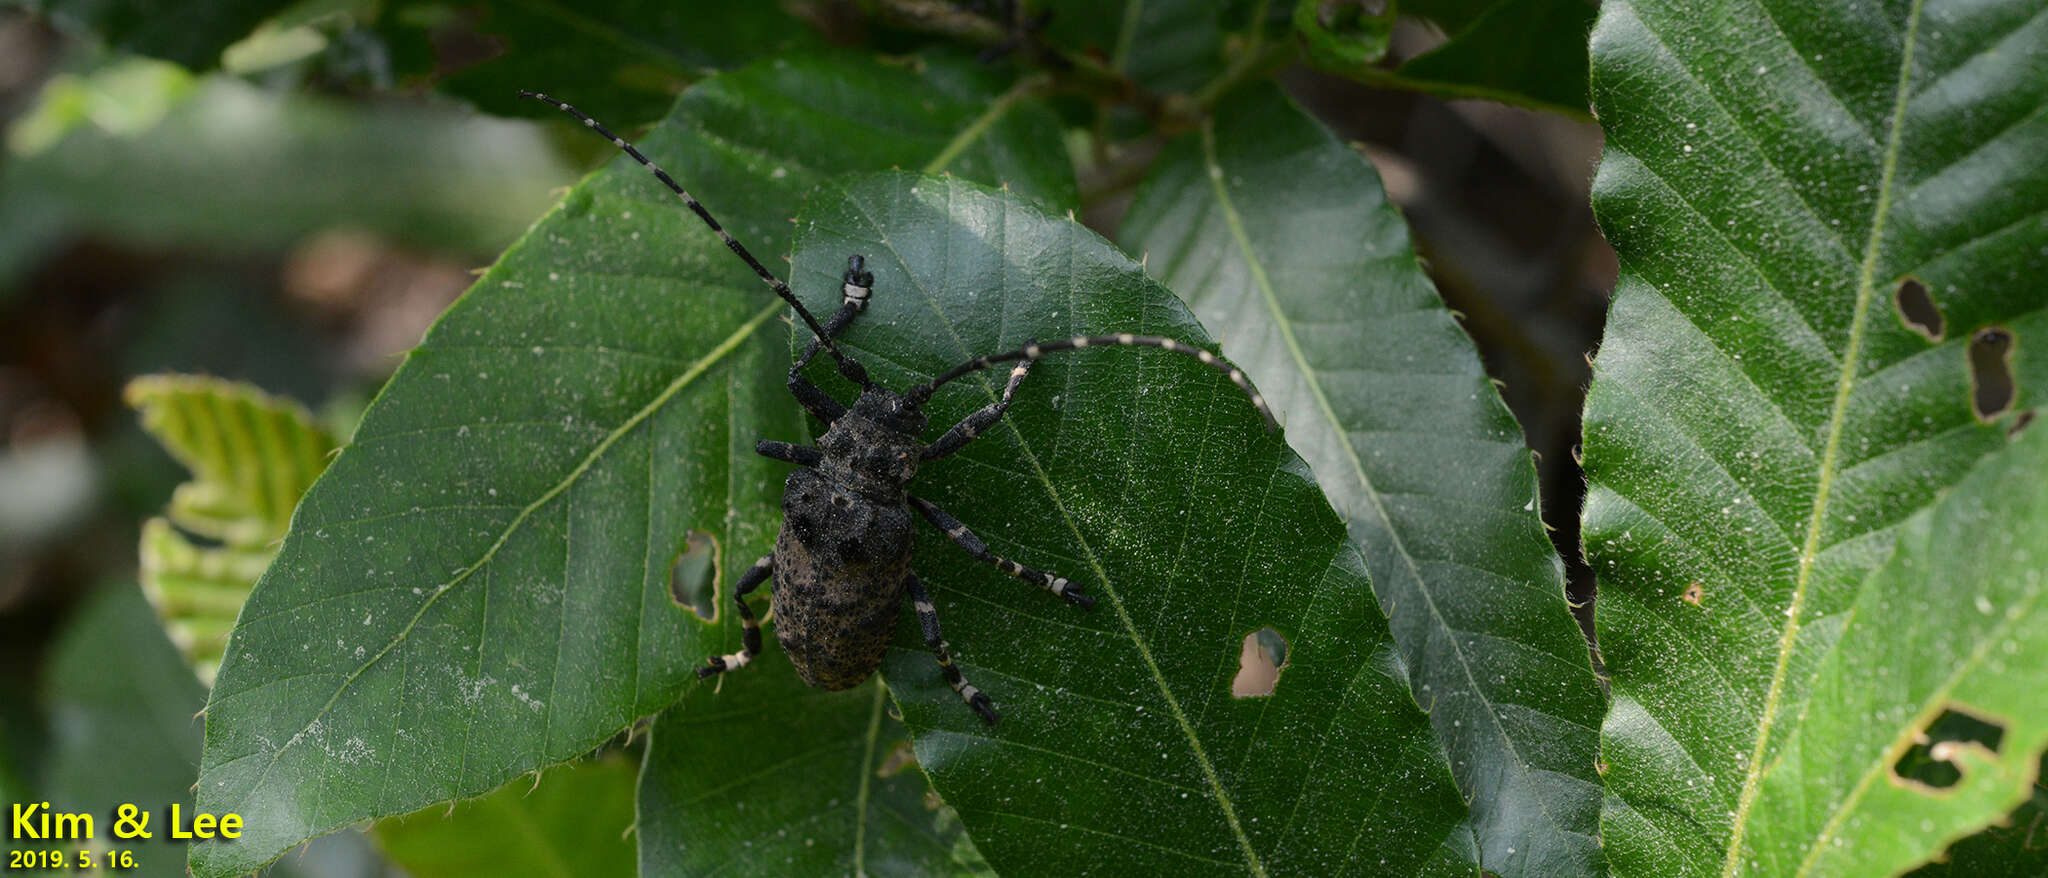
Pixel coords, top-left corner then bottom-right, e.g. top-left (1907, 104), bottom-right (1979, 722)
top-left (816, 387), bottom-right (925, 500)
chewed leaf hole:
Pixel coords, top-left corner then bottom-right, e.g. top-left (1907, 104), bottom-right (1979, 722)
top-left (1969, 326), bottom-right (2018, 423)
top-left (1681, 582), bottom-right (1705, 606)
top-left (2010, 408), bottom-right (2036, 439)
top-left (1893, 277), bottom-right (1944, 342)
top-left (1232, 627), bottom-right (1290, 698)
top-left (1893, 706), bottom-right (2006, 791)
top-left (876, 740), bottom-right (917, 779)
top-left (667, 530), bottom-right (720, 622)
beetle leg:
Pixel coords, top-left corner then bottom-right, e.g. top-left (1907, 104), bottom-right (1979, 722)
top-left (905, 574), bottom-right (998, 725)
top-left (697, 554), bottom-right (773, 678)
top-left (754, 440), bottom-right (822, 466)
top-left (786, 256), bottom-right (875, 423)
top-left (909, 497), bottom-right (1092, 609)
top-left (921, 357), bottom-right (1034, 460)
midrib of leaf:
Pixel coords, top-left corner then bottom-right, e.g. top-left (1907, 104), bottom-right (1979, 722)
top-left (1796, 581), bottom-right (2045, 875)
top-left (233, 298), bottom-right (784, 804)
top-left (847, 188), bottom-right (1267, 877)
top-left (922, 77), bottom-right (1039, 176)
top-left (1195, 117), bottom-right (1579, 854)
top-left (1718, 0), bottom-right (1926, 872)
top-left (853, 682), bottom-right (885, 878)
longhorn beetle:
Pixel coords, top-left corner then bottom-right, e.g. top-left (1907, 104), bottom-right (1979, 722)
top-left (522, 91), bottom-right (1277, 724)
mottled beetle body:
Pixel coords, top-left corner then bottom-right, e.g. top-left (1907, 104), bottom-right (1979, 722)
top-left (524, 92), bottom-right (1276, 723)
top-left (772, 387), bottom-right (923, 690)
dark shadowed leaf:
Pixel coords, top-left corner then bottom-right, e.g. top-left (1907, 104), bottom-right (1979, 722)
top-left (1119, 85), bottom-right (1604, 877)
top-left (1584, 0), bottom-right (2048, 874)
top-left (1041, 0), bottom-right (1225, 94)
top-left (375, 0), bottom-right (828, 124)
top-left (1290, 0), bottom-right (1595, 115)
top-left (189, 51), bottom-right (1072, 877)
top-left (787, 171), bottom-right (1470, 876)
top-left (16, 0), bottom-right (286, 69)
top-left (1395, 0), bottom-right (1595, 115)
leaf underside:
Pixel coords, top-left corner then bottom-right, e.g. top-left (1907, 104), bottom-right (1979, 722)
top-left (1121, 84), bottom-right (1606, 877)
top-left (1585, 0), bottom-right (2048, 874)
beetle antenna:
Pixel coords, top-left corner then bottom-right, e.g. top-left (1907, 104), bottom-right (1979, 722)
top-left (907, 334), bottom-right (1277, 431)
top-left (519, 91), bottom-right (868, 386)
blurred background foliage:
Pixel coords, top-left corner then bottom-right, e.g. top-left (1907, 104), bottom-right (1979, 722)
top-left (0, 0), bottom-right (1611, 874)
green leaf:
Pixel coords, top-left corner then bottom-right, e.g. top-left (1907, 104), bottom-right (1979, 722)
top-left (129, 375), bottom-right (339, 681)
top-left (14, 0), bottom-right (288, 69)
top-left (40, 582), bottom-right (208, 878)
top-left (639, 650), bottom-right (992, 877)
top-left (376, 0), bottom-right (828, 124)
top-left (373, 755), bottom-right (638, 878)
top-left (190, 51), bottom-right (1073, 877)
top-left (1042, 0), bottom-right (1225, 94)
top-left (1394, 0), bottom-right (1595, 114)
top-left (1293, 0), bottom-right (1594, 116)
top-left (1739, 424), bottom-right (2048, 874)
top-left (788, 170), bottom-right (1469, 875)
top-left (1119, 85), bottom-right (1604, 877)
top-left (1292, 0), bottom-right (1397, 69)
top-left (1584, 0), bottom-right (2048, 874)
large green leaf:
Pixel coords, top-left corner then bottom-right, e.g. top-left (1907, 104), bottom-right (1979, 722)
top-left (787, 171), bottom-right (1470, 876)
top-left (189, 52), bottom-right (1073, 877)
top-left (1585, 0), bottom-right (2048, 874)
top-left (1120, 85), bottom-right (1604, 877)
top-left (1744, 424), bottom-right (2048, 875)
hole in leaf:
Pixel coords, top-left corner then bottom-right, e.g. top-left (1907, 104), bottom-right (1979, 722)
top-left (1893, 706), bottom-right (2005, 791)
top-left (2011, 408), bottom-right (2036, 439)
top-left (876, 740), bottom-right (917, 779)
top-left (1681, 582), bottom-right (1705, 606)
top-left (1232, 627), bottom-right (1290, 698)
top-left (1969, 327), bottom-right (2018, 423)
top-left (1893, 277), bottom-right (1944, 342)
top-left (667, 530), bottom-right (720, 622)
